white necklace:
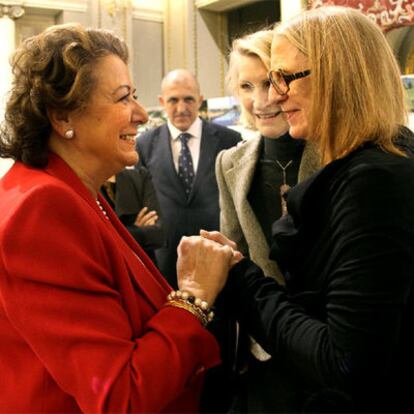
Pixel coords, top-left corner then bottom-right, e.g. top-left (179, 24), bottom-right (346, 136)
top-left (96, 199), bottom-right (109, 220)
top-left (275, 159), bottom-right (293, 216)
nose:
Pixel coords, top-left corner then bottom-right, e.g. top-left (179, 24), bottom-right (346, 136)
top-left (176, 99), bottom-right (187, 113)
top-left (253, 87), bottom-right (270, 110)
top-left (268, 84), bottom-right (287, 105)
top-left (132, 99), bottom-right (148, 125)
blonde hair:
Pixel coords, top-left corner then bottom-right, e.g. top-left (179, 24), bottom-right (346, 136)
top-left (275, 6), bottom-right (408, 164)
top-left (226, 29), bottom-right (273, 129)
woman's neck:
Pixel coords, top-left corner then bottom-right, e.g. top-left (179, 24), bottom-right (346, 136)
top-left (262, 133), bottom-right (304, 162)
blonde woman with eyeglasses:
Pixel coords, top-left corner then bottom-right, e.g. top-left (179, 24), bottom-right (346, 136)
top-left (216, 30), bottom-right (319, 284)
top-left (210, 29), bottom-right (321, 413)
top-left (178, 6), bottom-right (414, 412)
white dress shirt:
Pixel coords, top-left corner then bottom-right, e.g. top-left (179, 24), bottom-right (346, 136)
top-left (168, 117), bottom-right (202, 172)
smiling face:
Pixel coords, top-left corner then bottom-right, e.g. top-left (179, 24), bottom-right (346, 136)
top-left (237, 54), bottom-right (288, 138)
top-left (67, 54), bottom-right (148, 182)
top-left (159, 75), bottom-right (203, 132)
top-left (270, 35), bottom-right (312, 139)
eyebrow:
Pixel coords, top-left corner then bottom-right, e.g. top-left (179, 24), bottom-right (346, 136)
top-left (167, 95), bottom-right (196, 100)
top-left (111, 84), bottom-right (132, 95)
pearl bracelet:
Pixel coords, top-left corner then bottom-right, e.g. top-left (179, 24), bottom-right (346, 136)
top-left (166, 290), bottom-right (215, 326)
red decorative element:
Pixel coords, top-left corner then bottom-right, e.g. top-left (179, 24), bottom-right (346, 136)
top-left (308, 0), bottom-right (414, 31)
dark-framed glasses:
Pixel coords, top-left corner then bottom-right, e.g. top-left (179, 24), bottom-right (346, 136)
top-left (268, 69), bottom-right (311, 95)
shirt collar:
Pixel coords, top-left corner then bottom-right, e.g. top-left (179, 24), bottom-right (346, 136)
top-left (168, 117), bottom-right (202, 141)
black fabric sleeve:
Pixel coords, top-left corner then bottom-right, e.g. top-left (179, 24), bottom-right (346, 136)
top-left (225, 164), bottom-right (414, 394)
top-left (117, 168), bottom-right (165, 250)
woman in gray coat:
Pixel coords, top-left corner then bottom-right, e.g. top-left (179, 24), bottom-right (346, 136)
top-left (216, 29), bottom-right (319, 285)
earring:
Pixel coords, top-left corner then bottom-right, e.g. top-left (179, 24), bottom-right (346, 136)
top-left (64, 129), bottom-right (74, 139)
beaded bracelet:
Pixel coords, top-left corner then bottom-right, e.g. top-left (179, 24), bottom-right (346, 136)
top-left (165, 300), bottom-right (208, 325)
top-left (165, 290), bottom-right (215, 326)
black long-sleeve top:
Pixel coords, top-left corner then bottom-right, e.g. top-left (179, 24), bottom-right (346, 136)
top-left (226, 132), bottom-right (414, 412)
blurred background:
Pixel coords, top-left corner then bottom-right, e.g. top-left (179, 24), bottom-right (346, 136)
top-left (0, 0), bottom-right (413, 176)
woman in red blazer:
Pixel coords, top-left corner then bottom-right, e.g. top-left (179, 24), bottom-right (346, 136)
top-left (0, 24), bottom-right (234, 413)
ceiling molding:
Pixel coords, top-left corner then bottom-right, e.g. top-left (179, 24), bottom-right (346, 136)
top-left (21, 0), bottom-right (87, 13)
top-left (132, 6), bottom-right (163, 22)
top-left (195, 0), bottom-right (262, 12)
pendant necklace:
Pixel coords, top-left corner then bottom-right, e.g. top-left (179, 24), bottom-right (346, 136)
top-left (275, 159), bottom-right (293, 216)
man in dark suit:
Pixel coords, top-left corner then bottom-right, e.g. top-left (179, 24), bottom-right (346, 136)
top-left (136, 69), bottom-right (241, 288)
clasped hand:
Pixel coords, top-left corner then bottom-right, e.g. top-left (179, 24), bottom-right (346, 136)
top-left (135, 206), bottom-right (158, 227)
top-left (176, 230), bottom-right (243, 305)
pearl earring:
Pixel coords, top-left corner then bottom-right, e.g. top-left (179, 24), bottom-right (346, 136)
top-left (64, 129), bottom-right (74, 139)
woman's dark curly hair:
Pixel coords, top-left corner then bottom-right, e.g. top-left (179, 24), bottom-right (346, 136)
top-left (0, 23), bottom-right (128, 167)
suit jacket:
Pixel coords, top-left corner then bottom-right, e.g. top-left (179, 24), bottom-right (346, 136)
top-left (0, 153), bottom-right (220, 413)
top-left (216, 136), bottom-right (320, 283)
top-left (110, 167), bottom-right (164, 259)
top-left (226, 139), bottom-right (414, 412)
top-left (137, 119), bottom-right (241, 287)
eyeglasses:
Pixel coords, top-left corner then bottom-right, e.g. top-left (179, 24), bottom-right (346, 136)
top-left (268, 69), bottom-right (311, 95)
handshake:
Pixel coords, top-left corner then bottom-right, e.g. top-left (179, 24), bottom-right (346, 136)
top-left (176, 230), bottom-right (243, 306)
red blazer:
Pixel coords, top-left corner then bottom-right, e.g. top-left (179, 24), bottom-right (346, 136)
top-left (0, 153), bottom-right (220, 413)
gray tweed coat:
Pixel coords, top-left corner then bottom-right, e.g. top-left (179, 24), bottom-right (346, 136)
top-left (216, 136), bottom-right (320, 284)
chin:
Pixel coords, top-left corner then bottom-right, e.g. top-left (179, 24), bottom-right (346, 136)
top-left (260, 126), bottom-right (289, 139)
top-left (175, 123), bottom-right (191, 131)
top-left (289, 126), bottom-right (308, 140)
top-left (123, 153), bottom-right (139, 167)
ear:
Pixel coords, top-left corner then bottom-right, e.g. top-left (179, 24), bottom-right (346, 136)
top-left (47, 107), bottom-right (72, 138)
top-left (158, 94), bottom-right (165, 107)
top-left (197, 95), bottom-right (204, 110)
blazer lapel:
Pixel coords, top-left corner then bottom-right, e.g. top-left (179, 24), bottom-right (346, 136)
top-left (45, 153), bottom-right (170, 314)
top-left (159, 125), bottom-right (175, 174)
top-left (188, 121), bottom-right (220, 203)
top-left (159, 125), bottom-right (188, 201)
top-left (99, 194), bottom-right (170, 309)
top-left (225, 138), bottom-right (266, 245)
top-left (225, 137), bottom-right (260, 214)
top-left (225, 138), bottom-right (282, 279)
